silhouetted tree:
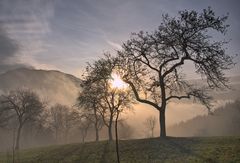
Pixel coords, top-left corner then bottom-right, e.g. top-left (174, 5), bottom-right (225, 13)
top-left (144, 116), bottom-right (157, 138)
top-left (77, 82), bottom-right (104, 141)
top-left (62, 108), bottom-right (80, 143)
top-left (0, 89), bottom-right (45, 150)
top-left (81, 54), bottom-right (134, 163)
top-left (118, 7), bottom-right (234, 137)
top-left (0, 97), bottom-right (13, 128)
top-left (49, 104), bottom-right (79, 143)
top-left (80, 54), bottom-right (133, 141)
top-left (79, 117), bottom-right (92, 143)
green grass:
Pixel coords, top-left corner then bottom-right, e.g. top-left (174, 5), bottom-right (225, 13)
top-left (0, 137), bottom-right (239, 163)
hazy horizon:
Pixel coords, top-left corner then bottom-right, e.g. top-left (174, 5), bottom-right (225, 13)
top-left (0, 0), bottom-right (240, 158)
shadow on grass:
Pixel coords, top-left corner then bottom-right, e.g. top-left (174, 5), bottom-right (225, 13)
top-left (160, 137), bottom-right (218, 163)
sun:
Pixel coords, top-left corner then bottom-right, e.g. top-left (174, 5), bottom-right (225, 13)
top-left (110, 73), bottom-right (128, 89)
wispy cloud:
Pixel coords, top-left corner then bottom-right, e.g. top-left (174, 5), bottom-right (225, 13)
top-left (106, 40), bottom-right (122, 50)
top-left (0, 0), bottom-right (56, 72)
top-left (0, 0), bottom-right (239, 76)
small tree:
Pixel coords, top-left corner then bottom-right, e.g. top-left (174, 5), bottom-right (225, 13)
top-left (80, 54), bottom-right (133, 141)
top-left (78, 117), bottom-right (92, 143)
top-left (118, 7), bottom-right (234, 137)
top-left (144, 116), bottom-right (157, 138)
top-left (49, 104), bottom-right (79, 144)
top-left (77, 81), bottom-right (104, 142)
top-left (0, 97), bottom-right (13, 128)
top-left (0, 89), bottom-right (45, 150)
top-left (80, 54), bottom-right (134, 163)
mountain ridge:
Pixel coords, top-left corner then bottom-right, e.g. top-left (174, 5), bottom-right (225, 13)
top-left (0, 68), bottom-right (82, 105)
top-left (167, 100), bottom-right (240, 137)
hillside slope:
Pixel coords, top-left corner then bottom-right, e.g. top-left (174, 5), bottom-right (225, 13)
top-left (0, 137), bottom-right (239, 163)
top-left (0, 68), bottom-right (81, 105)
top-left (168, 101), bottom-right (240, 137)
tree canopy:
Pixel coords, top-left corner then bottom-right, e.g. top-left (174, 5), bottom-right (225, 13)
top-left (117, 7), bottom-right (234, 137)
top-left (78, 54), bottom-right (134, 141)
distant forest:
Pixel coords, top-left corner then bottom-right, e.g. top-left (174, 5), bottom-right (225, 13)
top-left (168, 100), bottom-right (240, 137)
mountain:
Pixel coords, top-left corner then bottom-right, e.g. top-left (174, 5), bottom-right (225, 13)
top-left (0, 68), bottom-right (81, 105)
top-left (167, 100), bottom-right (240, 137)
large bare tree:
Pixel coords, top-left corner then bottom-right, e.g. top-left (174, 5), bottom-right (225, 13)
top-left (118, 8), bottom-right (234, 137)
top-left (0, 89), bottom-right (45, 150)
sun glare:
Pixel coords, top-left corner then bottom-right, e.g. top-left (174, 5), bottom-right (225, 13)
top-left (110, 73), bottom-right (128, 89)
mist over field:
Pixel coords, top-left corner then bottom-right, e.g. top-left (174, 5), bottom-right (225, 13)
top-left (0, 68), bottom-right (239, 152)
top-left (0, 1), bottom-right (240, 162)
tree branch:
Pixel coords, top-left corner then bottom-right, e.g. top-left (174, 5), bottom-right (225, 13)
top-left (166, 95), bottom-right (190, 101)
top-left (162, 55), bottom-right (189, 78)
top-left (124, 80), bottom-right (160, 110)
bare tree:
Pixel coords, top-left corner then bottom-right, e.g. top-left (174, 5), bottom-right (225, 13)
top-left (62, 108), bottom-right (80, 143)
top-left (49, 104), bottom-right (64, 143)
top-left (144, 116), bottom-right (157, 138)
top-left (80, 54), bottom-right (133, 141)
top-left (77, 81), bottom-right (104, 142)
top-left (49, 104), bottom-right (79, 144)
top-left (81, 54), bottom-right (134, 163)
top-left (0, 97), bottom-right (13, 128)
top-left (117, 7), bottom-right (234, 137)
top-left (0, 89), bottom-right (45, 150)
top-left (78, 117), bottom-right (92, 143)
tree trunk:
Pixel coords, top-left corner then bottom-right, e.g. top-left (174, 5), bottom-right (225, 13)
top-left (159, 77), bottom-right (167, 138)
top-left (108, 118), bottom-right (113, 141)
top-left (15, 124), bottom-right (23, 150)
top-left (12, 129), bottom-right (16, 163)
top-left (115, 111), bottom-right (120, 163)
top-left (95, 125), bottom-right (99, 141)
top-left (94, 108), bottom-right (99, 141)
top-left (159, 109), bottom-right (166, 138)
top-left (55, 129), bottom-right (58, 144)
top-left (64, 130), bottom-right (69, 144)
top-left (82, 129), bottom-right (87, 143)
top-left (82, 134), bottom-right (85, 143)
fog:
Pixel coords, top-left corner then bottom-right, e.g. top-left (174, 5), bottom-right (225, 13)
top-left (0, 68), bottom-right (239, 152)
top-left (0, 68), bottom-right (81, 105)
top-left (167, 101), bottom-right (240, 136)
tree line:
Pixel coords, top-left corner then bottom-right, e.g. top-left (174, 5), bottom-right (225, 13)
top-left (0, 88), bottom-right (135, 151)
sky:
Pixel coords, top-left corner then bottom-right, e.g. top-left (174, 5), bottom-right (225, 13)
top-left (0, 0), bottom-right (240, 77)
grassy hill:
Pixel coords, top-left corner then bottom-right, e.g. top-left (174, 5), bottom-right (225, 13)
top-left (0, 137), bottom-right (239, 163)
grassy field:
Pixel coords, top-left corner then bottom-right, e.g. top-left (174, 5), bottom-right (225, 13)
top-left (0, 137), bottom-right (239, 163)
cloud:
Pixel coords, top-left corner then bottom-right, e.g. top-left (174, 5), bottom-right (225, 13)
top-left (0, 26), bottom-right (18, 62)
top-left (0, 0), bottom-right (239, 77)
top-left (0, 0), bottom-right (56, 73)
top-left (0, 63), bottom-right (33, 74)
top-left (0, 25), bottom-right (28, 73)
top-left (106, 40), bottom-right (122, 50)
top-left (0, 0), bottom-right (54, 35)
